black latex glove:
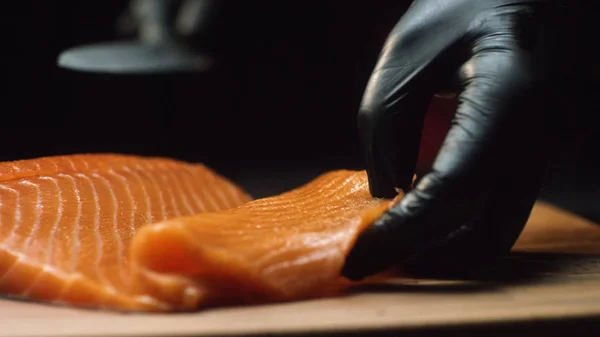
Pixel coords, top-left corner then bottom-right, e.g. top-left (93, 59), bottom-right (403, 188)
top-left (342, 0), bottom-right (570, 280)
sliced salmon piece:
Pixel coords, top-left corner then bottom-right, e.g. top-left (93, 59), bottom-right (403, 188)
top-left (0, 154), bottom-right (251, 311)
top-left (131, 170), bottom-right (401, 311)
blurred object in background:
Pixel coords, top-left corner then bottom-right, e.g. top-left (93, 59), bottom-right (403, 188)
top-left (116, 0), bottom-right (221, 49)
top-left (57, 0), bottom-right (220, 74)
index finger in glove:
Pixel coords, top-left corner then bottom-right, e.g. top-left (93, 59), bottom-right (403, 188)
top-left (357, 1), bottom-right (471, 198)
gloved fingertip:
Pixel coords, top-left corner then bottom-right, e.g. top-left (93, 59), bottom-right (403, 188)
top-left (340, 260), bottom-right (366, 282)
top-left (341, 211), bottom-right (406, 280)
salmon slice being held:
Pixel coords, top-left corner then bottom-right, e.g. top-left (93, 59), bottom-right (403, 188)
top-left (0, 154), bottom-right (251, 311)
top-left (131, 170), bottom-right (402, 311)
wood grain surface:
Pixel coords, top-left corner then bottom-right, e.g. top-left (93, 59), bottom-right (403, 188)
top-left (2, 201), bottom-right (600, 337)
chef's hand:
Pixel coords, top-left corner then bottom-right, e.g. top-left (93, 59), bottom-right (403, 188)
top-left (342, 0), bottom-right (568, 280)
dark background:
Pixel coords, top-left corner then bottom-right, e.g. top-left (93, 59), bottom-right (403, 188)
top-left (0, 1), bottom-right (598, 221)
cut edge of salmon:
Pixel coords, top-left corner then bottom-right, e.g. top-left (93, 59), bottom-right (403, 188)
top-left (130, 218), bottom-right (289, 311)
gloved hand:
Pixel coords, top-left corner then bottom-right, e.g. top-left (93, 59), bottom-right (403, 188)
top-left (342, 0), bottom-right (570, 280)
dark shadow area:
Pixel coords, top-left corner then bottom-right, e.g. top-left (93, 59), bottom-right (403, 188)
top-left (242, 317), bottom-right (600, 337)
top-left (349, 279), bottom-right (499, 294)
top-left (349, 252), bottom-right (600, 296)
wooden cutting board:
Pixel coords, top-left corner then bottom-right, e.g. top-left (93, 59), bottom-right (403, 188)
top-left (2, 201), bottom-right (600, 337)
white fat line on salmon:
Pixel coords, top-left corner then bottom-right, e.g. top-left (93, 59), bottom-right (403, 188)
top-left (189, 170), bottom-right (221, 212)
top-left (213, 181), bottom-right (232, 210)
top-left (19, 181), bottom-right (43, 255)
top-left (167, 170), bottom-right (194, 215)
top-left (108, 169), bottom-right (137, 237)
top-left (0, 187), bottom-right (25, 288)
top-left (157, 163), bottom-right (182, 217)
top-left (57, 174), bottom-right (82, 273)
top-left (122, 166), bottom-right (153, 225)
top-left (0, 185), bottom-right (21, 245)
top-left (74, 173), bottom-right (113, 290)
top-left (51, 159), bottom-right (60, 171)
top-left (135, 163), bottom-right (168, 221)
top-left (22, 263), bottom-right (56, 297)
top-left (38, 177), bottom-right (64, 267)
top-left (67, 158), bottom-right (77, 171)
top-left (92, 173), bottom-right (126, 284)
top-left (181, 168), bottom-right (206, 212)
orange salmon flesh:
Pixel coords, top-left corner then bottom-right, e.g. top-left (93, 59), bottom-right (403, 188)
top-left (0, 154), bottom-right (398, 312)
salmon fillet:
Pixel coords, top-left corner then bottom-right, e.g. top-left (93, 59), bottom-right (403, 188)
top-left (0, 154), bottom-right (398, 312)
top-left (130, 170), bottom-right (400, 311)
top-left (0, 154), bottom-right (251, 311)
